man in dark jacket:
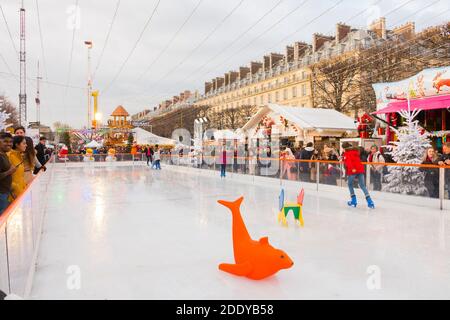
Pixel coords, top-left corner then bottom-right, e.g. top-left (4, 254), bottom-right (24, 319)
top-left (299, 142), bottom-right (315, 182)
top-left (35, 137), bottom-right (47, 166)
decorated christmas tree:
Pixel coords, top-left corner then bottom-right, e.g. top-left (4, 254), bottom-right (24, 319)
top-left (382, 105), bottom-right (431, 195)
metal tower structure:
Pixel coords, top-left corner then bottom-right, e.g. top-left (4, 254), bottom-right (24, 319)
top-left (19, 2), bottom-right (27, 125)
top-left (35, 61), bottom-right (42, 134)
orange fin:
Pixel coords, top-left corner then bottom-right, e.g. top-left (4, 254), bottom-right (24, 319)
top-left (217, 196), bottom-right (244, 211)
top-left (259, 236), bottom-right (269, 245)
top-left (219, 261), bottom-right (253, 276)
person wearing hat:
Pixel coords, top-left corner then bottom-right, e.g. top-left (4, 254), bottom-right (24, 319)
top-left (341, 142), bottom-right (375, 209)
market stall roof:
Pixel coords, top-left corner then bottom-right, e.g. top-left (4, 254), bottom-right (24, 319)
top-left (242, 104), bottom-right (357, 132)
top-left (111, 105), bottom-right (129, 117)
top-left (85, 140), bottom-right (102, 148)
top-left (372, 94), bottom-right (450, 115)
top-left (134, 127), bottom-right (176, 145)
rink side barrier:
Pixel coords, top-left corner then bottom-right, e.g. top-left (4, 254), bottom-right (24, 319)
top-left (0, 157), bottom-right (54, 297)
top-left (160, 154), bottom-right (450, 211)
top-left (52, 152), bottom-right (450, 210)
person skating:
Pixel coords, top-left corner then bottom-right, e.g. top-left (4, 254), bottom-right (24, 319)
top-left (152, 145), bottom-right (161, 170)
top-left (220, 144), bottom-right (227, 178)
top-left (341, 142), bottom-right (374, 209)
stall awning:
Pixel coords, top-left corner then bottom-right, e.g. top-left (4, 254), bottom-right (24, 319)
top-left (373, 94), bottom-right (450, 114)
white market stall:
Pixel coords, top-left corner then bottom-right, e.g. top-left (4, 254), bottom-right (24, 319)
top-left (241, 104), bottom-right (357, 147)
top-left (85, 140), bottom-right (103, 148)
top-left (134, 127), bottom-right (177, 146)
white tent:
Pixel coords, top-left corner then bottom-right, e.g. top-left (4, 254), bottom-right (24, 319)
top-left (85, 140), bottom-right (102, 148)
top-left (134, 127), bottom-right (177, 145)
top-left (242, 104), bottom-right (357, 140)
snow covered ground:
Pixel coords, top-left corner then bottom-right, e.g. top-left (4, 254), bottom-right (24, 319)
top-left (29, 163), bottom-right (450, 299)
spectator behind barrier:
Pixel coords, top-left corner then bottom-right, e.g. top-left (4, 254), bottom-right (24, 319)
top-left (0, 132), bottom-right (16, 215)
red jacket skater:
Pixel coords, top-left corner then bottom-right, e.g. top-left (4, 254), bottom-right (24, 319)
top-left (343, 147), bottom-right (364, 176)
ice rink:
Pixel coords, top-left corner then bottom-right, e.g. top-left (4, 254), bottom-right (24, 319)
top-left (30, 163), bottom-right (450, 299)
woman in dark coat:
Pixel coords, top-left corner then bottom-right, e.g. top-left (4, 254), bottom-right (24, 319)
top-left (421, 147), bottom-right (439, 198)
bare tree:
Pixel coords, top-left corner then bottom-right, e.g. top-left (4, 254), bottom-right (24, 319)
top-left (311, 55), bottom-right (361, 116)
top-left (0, 95), bottom-right (20, 128)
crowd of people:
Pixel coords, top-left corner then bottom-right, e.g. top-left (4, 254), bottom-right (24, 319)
top-left (0, 127), bottom-right (49, 215)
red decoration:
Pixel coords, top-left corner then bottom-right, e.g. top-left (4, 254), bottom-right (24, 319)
top-left (357, 113), bottom-right (373, 137)
top-left (390, 113), bottom-right (398, 127)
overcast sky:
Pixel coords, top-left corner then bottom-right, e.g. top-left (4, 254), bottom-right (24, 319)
top-left (0, 0), bottom-right (448, 129)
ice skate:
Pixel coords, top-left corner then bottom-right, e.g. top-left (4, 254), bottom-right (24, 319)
top-left (347, 195), bottom-right (357, 207)
top-left (366, 196), bottom-right (375, 209)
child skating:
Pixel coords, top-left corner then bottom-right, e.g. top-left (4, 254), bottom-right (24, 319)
top-left (341, 142), bottom-right (375, 209)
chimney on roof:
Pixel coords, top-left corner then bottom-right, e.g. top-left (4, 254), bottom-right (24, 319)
top-left (269, 53), bottom-right (284, 69)
top-left (285, 46), bottom-right (294, 63)
top-left (263, 55), bottom-right (270, 72)
top-left (250, 61), bottom-right (263, 74)
top-left (205, 81), bottom-right (212, 94)
top-left (369, 17), bottom-right (387, 39)
top-left (294, 42), bottom-right (308, 61)
top-left (214, 77), bottom-right (224, 90)
top-left (239, 66), bottom-right (250, 79)
top-left (184, 90), bottom-right (192, 100)
top-left (336, 23), bottom-right (351, 44)
top-left (392, 22), bottom-right (415, 40)
top-left (229, 71), bottom-right (238, 84)
top-left (312, 33), bottom-right (334, 52)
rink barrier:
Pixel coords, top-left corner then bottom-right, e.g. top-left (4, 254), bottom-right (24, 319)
top-left (0, 157), bottom-right (54, 297)
top-left (52, 152), bottom-right (450, 210)
top-left (159, 154), bottom-right (450, 211)
top-left (53, 152), bottom-right (148, 164)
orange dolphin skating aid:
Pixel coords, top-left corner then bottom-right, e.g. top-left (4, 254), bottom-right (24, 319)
top-left (217, 196), bottom-right (294, 280)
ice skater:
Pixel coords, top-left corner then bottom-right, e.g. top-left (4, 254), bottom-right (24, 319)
top-left (220, 143), bottom-right (227, 178)
top-left (152, 145), bottom-right (161, 170)
top-left (341, 142), bottom-right (374, 209)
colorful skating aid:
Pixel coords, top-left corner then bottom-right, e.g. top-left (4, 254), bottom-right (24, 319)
top-left (217, 197), bottom-right (293, 280)
top-left (278, 188), bottom-right (304, 227)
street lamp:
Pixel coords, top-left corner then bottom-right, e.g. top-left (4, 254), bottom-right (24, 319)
top-left (84, 40), bottom-right (93, 129)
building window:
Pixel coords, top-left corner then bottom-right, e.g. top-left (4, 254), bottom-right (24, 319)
top-left (301, 84), bottom-right (306, 96)
top-left (292, 74), bottom-right (297, 81)
top-left (302, 71), bottom-right (306, 79)
top-left (260, 95), bottom-right (263, 104)
top-left (268, 93), bottom-right (272, 103)
top-left (253, 97), bottom-right (256, 105)
top-left (275, 91), bottom-right (279, 102)
top-left (283, 89), bottom-right (288, 100)
top-left (292, 86), bottom-right (297, 98)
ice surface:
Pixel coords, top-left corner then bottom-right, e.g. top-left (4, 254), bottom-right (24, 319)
top-left (30, 164), bottom-right (450, 299)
